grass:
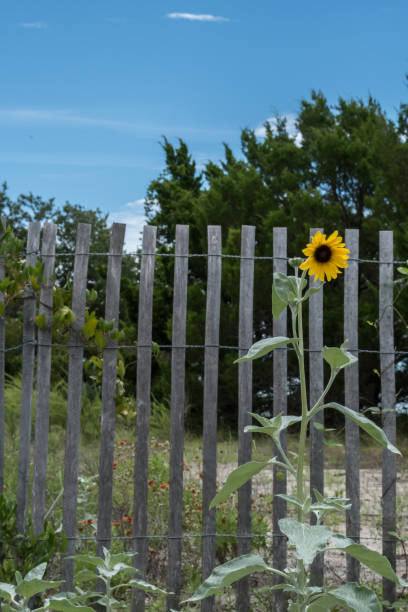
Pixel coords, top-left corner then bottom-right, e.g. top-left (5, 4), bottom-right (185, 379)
top-left (3, 376), bottom-right (408, 609)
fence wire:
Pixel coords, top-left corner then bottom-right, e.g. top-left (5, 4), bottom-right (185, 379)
top-left (3, 250), bottom-right (408, 264)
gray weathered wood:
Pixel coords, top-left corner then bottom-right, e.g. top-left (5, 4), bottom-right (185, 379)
top-left (32, 222), bottom-right (57, 536)
top-left (131, 225), bottom-right (157, 612)
top-left (379, 231), bottom-right (397, 606)
top-left (272, 227), bottom-right (288, 612)
top-left (201, 226), bottom-right (222, 612)
top-left (309, 227), bottom-right (324, 587)
top-left (17, 221), bottom-right (41, 533)
top-left (167, 225), bottom-right (189, 612)
top-left (96, 223), bottom-right (126, 556)
top-left (62, 223), bottom-right (92, 590)
top-left (236, 226), bottom-right (255, 612)
top-left (0, 217), bottom-right (7, 495)
top-left (344, 229), bottom-right (360, 582)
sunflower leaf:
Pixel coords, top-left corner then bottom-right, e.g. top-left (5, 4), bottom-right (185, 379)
top-left (317, 402), bottom-right (400, 455)
top-left (234, 337), bottom-right (293, 363)
top-left (322, 345), bottom-right (358, 372)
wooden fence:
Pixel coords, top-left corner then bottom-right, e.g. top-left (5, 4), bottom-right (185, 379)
top-left (0, 222), bottom-right (399, 611)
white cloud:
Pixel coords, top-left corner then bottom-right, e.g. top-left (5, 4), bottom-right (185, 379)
top-left (20, 22), bottom-right (47, 29)
top-left (255, 113), bottom-right (303, 146)
top-left (0, 108), bottom-right (235, 140)
top-left (126, 198), bottom-right (145, 208)
top-left (108, 204), bottom-right (147, 252)
top-left (167, 13), bottom-right (229, 22)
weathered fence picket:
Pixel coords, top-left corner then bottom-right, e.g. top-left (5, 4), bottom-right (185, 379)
top-left (201, 226), bottom-right (222, 612)
top-left (309, 227), bottom-right (324, 587)
top-left (16, 221), bottom-right (41, 533)
top-left (0, 223), bottom-right (403, 612)
top-left (167, 225), bottom-right (189, 612)
top-left (0, 217), bottom-right (6, 495)
top-left (62, 222), bottom-right (92, 590)
top-left (379, 231), bottom-right (397, 606)
top-left (344, 229), bottom-right (360, 582)
top-left (96, 222), bottom-right (126, 556)
top-left (32, 222), bottom-right (57, 536)
top-left (236, 225), bottom-right (256, 612)
top-left (272, 227), bottom-right (288, 612)
top-left (132, 225), bottom-right (157, 612)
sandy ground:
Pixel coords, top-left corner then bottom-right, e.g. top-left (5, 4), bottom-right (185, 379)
top-left (210, 463), bottom-right (408, 586)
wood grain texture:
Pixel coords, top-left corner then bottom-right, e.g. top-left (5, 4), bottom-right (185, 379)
top-left (131, 225), bottom-right (157, 612)
top-left (32, 222), bottom-right (57, 536)
top-left (308, 227), bottom-right (324, 587)
top-left (62, 223), bottom-right (92, 590)
top-left (0, 217), bottom-right (6, 495)
top-left (167, 225), bottom-right (189, 612)
top-left (379, 231), bottom-right (397, 607)
top-left (17, 221), bottom-right (41, 533)
top-left (236, 226), bottom-right (255, 612)
top-left (96, 223), bottom-right (126, 556)
top-left (272, 227), bottom-right (288, 612)
top-left (201, 226), bottom-right (222, 612)
top-left (344, 229), bottom-right (360, 582)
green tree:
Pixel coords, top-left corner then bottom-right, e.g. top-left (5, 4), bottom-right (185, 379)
top-left (146, 91), bottom-right (408, 426)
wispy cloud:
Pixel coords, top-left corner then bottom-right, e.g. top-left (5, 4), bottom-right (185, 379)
top-left (0, 108), bottom-right (236, 140)
top-left (167, 13), bottom-right (229, 23)
top-left (19, 22), bottom-right (47, 29)
top-left (255, 114), bottom-right (303, 146)
top-left (0, 152), bottom-right (156, 169)
top-left (109, 203), bottom-right (147, 252)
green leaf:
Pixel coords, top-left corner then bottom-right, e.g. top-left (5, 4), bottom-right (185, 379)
top-left (47, 598), bottom-right (95, 612)
top-left (321, 403), bottom-right (401, 455)
top-left (273, 272), bottom-right (293, 304)
top-left (24, 563), bottom-right (47, 581)
top-left (323, 344), bottom-right (358, 371)
top-left (210, 460), bottom-right (272, 508)
top-left (82, 316), bottom-right (98, 339)
top-left (94, 329), bottom-right (107, 351)
top-left (35, 313), bottom-right (47, 329)
top-left (329, 582), bottom-right (381, 611)
top-left (272, 283), bottom-right (287, 320)
top-left (275, 493), bottom-right (303, 509)
top-left (127, 578), bottom-right (167, 594)
top-left (235, 337), bottom-right (293, 363)
top-left (279, 518), bottom-right (332, 565)
top-left (244, 412), bottom-right (301, 441)
top-left (327, 534), bottom-right (408, 586)
top-left (16, 577), bottom-right (62, 598)
top-left (0, 582), bottom-right (16, 600)
top-left (183, 554), bottom-right (269, 602)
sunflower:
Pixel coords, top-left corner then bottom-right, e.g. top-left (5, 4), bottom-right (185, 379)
top-left (299, 230), bottom-right (350, 282)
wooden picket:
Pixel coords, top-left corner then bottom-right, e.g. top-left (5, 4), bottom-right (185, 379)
top-left (32, 222), bottom-right (57, 536)
top-left (272, 227), bottom-right (288, 612)
top-left (62, 222), bottom-right (92, 590)
top-left (344, 229), bottom-right (360, 582)
top-left (201, 226), bottom-right (222, 612)
top-left (309, 227), bottom-right (324, 587)
top-left (0, 222), bottom-right (401, 612)
top-left (236, 225), bottom-right (256, 611)
top-left (16, 221), bottom-right (41, 533)
top-left (379, 231), bottom-right (397, 606)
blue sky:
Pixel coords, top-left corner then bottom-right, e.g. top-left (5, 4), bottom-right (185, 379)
top-left (2, 0), bottom-right (408, 249)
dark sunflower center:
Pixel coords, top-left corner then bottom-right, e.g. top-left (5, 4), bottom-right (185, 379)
top-left (314, 244), bottom-right (332, 263)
